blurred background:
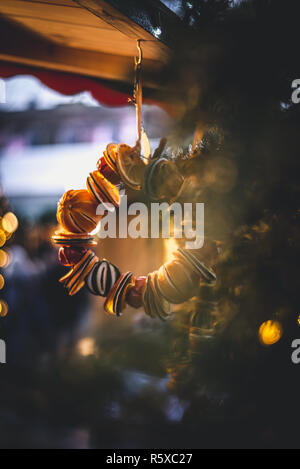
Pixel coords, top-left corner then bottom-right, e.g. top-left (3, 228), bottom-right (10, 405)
top-left (1, 0), bottom-right (300, 450)
top-left (0, 75), bottom-right (188, 449)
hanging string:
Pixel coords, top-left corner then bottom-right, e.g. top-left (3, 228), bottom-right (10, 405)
top-left (132, 39), bottom-right (152, 163)
top-left (134, 39), bottom-right (143, 150)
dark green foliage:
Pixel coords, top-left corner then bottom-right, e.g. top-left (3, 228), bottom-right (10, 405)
top-left (154, 0), bottom-right (300, 446)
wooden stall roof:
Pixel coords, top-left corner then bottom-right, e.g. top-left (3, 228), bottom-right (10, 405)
top-left (0, 0), bottom-right (183, 87)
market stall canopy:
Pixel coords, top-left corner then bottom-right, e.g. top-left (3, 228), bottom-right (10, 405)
top-left (0, 0), bottom-right (183, 90)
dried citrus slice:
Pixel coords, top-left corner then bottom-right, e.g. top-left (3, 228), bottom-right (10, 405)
top-left (56, 189), bottom-right (100, 233)
top-left (116, 144), bottom-right (145, 190)
top-left (104, 272), bottom-right (133, 316)
top-left (103, 143), bottom-right (118, 173)
top-left (145, 158), bottom-right (184, 201)
top-left (87, 170), bottom-right (120, 208)
top-left (52, 231), bottom-right (96, 248)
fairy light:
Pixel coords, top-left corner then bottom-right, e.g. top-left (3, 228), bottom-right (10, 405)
top-left (297, 314), bottom-right (300, 326)
top-left (0, 212), bottom-right (18, 322)
top-left (2, 212), bottom-right (18, 233)
top-left (0, 250), bottom-right (8, 268)
top-left (0, 213), bottom-right (17, 321)
top-left (0, 300), bottom-right (8, 318)
top-left (0, 230), bottom-right (6, 248)
top-left (77, 337), bottom-right (96, 357)
top-left (259, 320), bottom-right (282, 346)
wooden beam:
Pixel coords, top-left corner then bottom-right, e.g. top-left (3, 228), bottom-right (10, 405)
top-left (0, 0), bottom-right (168, 60)
top-left (0, 15), bottom-right (162, 85)
top-left (72, 0), bottom-right (173, 59)
top-left (0, 0), bottom-right (104, 28)
top-left (16, 0), bottom-right (80, 7)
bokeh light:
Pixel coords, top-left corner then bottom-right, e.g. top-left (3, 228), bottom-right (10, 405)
top-left (164, 238), bottom-right (178, 262)
top-left (77, 337), bottom-right (96, 357)
top-left (0, 300), bottom-right (8, 318)
top-left (0, 275), bottom-right (5, 290)
top-left (2, 212), bottom-right (18, 233)
top-left (0, 250), bottom-right (9, 268)
top-left (0, 230), bottom-right (6, 247)
top-left (297, 314), bottom-right (300, 326)
top-left (259, 320), bottom-right (282, 346)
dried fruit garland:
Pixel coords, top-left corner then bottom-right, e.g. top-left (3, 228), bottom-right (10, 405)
top-left (52, 141), bottom-right (216, 319)
top-left (51, 41), bottom-right (216, 320)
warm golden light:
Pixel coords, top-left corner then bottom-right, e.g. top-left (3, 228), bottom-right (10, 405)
top-left (0, 300), bottom-right (8, 318)
top-left (0, 275), bottom-right (5, 290)
top-left (0, 250), bottom-right (8, 268)
top-left (164, 238), bottom-right (178, 263)
top-left (297, 314), bottom-right (300, 326)
top-left (2, 212), bottom-right (18, 234)
top-left (259, 320), bottom-right (282, 346)
top-left (77, 337), bottom-right (96, 357)
top-left (0, 230), bottom-right (6, 248)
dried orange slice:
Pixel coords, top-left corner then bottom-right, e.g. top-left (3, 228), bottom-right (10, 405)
top-left (52, 230), bottom-right (96, 247)
top-left (145, 158), bottom-right (184, 201)
top-left (87, 170), bottom-right (120, 208)
top-left (104, 272), bottom-right (133, 316)
top-left (116, 144), bottom-right (145, 190)
top-left (59, 250), bottom-right (98, 296)
top-left (103, 143), bottom-right (118, 173)
top-left (56, 189), bottom-right (100, 234)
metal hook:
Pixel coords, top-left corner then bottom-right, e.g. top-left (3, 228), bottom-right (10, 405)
top-left (134, 39), bottom-right (143, 67)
